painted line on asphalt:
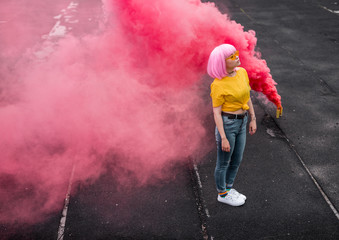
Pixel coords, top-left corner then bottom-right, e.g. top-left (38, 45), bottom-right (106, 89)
top-left (43, 1), bottom-right (78, 40)
top-left (263, 108), bottom-right (339, 221)
top-left (240, 8), bottom-right (254, 21)
top-left (285, 140), bottom-right (339, 220)
top-left (319, 5), bottom-right (339, 14)
top-left (48, 20), bottom-right (67, 38)
top-left (191, 162), bottom-right (213, 240)
top-left (193, 164), bottom-right (211, 218)
top-left (235, 0), bottom-right (339, 224)
top-left (36, 1), bottom-right (79, 60)
top-left (57, 164), bottom-right (76, 240)
top-left (269, 39), bottom-right (338, 218)
top-left (258, 95), bottom-right (339, 221)
top-left (44, 2), bottom-right (79, 239)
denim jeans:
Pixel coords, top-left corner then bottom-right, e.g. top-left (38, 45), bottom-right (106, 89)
top-left (215, 114), bottom-right (247, 193)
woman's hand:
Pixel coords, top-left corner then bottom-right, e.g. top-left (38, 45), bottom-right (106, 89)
top-left (221, 138), bottom-right (231, 152)
top-left (249, 119), bottom-right (257, 135)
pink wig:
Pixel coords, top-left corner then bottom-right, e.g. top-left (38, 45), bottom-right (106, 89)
top-left (207, 44), bottom-right (236, 79)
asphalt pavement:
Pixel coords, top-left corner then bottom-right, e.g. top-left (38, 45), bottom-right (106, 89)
top-left (2, 0), bottom-right (339, 239)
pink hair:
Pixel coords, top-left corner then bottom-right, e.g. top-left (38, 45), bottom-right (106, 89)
top-left (207, 44), bottom-right (236, 79)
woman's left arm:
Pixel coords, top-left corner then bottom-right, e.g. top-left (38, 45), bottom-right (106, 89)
top-left (247, 98), bottom-right (257, 135)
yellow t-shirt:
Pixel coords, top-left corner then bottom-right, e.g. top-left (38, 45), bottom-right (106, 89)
top-left (210, 67), bottom-right (251, 112)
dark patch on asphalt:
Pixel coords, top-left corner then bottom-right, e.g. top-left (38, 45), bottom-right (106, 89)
top-left (319, 78), bottom-right (337, 96)
top-left (261, 113), bottom-right (286, 139)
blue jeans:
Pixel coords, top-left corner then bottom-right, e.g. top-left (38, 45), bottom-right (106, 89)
top-left (215, 114), bottom-right (247, 193)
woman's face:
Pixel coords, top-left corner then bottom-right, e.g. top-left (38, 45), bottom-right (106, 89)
top-left (226, 50), bottom-right (241, 69)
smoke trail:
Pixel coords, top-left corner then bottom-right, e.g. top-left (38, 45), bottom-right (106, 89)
top-left (106, 0), bottom-right (281, 106)
top-left (0, 0), bottom-right (281, 227)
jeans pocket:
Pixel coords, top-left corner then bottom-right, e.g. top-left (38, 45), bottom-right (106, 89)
top-left (223, 118), bottom-right (235, 125)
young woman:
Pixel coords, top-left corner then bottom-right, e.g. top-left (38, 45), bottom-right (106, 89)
top-left (207, 44), bottom-right (257, 206)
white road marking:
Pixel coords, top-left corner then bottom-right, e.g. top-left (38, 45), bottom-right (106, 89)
top-left (54, 14), bottom-right (62, 20)
top-left (65, 18), bottom-right (79, 24)
top-left (28, 2), bottom-right (81, 239)
top-left (319, 5), bottom-right (339, 14)
top-left (271, 121), bottom-right (339, 220)
top-left (34, 42), bottom-right (55, 58)
top-left (48, 21), bottom-right (67, 37)
top-left (291, 148), bottom-right (339, 220)
top-left (67, 2), bottom-right (79, 9)
top-left (57, 164), bottom-right (76, 240)
top-left (37, 1), bottom-right (79, 59)
top-left (193, 164), bottom-right (210, 218)
top-left (240, 8), bottom-right (254, 21)
top-left (47, 2), bottom-right (79, 39)
top-left (193, 164), bottom-right (203, 189)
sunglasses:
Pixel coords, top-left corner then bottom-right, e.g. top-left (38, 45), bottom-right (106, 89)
top-left (226, 50), bottom-right (239, 60)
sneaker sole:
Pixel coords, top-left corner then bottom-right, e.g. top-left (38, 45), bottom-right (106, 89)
top-left (217, 198), bottom-right (245, 207)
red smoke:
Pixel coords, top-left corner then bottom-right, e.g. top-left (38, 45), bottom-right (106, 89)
top-left (108, 0), bottom-right (281, 106)
top-left (0, 0), bottom-right (281, 226)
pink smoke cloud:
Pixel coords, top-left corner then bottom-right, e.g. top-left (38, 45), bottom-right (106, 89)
top-left (0, 0), bottom-right (281, 227)
top-left (107, 0), bottom-right (281, 105)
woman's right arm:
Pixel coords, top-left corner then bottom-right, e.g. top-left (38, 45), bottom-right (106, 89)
top-left (213, 106), bottom-right (231, 152)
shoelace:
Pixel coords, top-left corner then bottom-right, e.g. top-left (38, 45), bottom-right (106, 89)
top-left (229, 189), bottom-right (241, 198)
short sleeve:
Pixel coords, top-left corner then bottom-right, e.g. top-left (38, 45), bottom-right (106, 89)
top-left (210, 83), bottom-right (225, 107)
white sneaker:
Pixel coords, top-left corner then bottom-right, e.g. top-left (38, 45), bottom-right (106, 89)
top-left (217, 194), bottom-right (245, 206)
top-left (228, 189), bottom-right (247, 201)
